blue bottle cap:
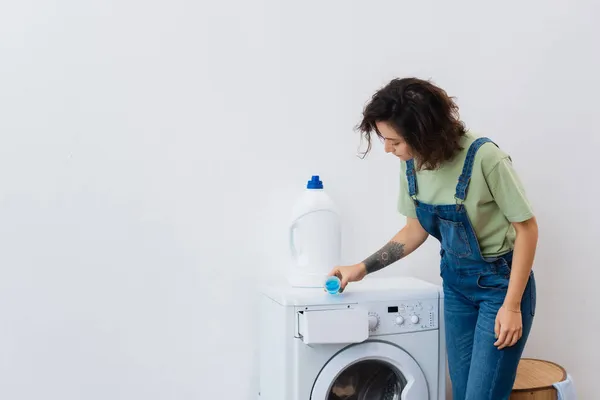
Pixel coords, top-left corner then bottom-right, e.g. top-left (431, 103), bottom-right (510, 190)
top-left (307, 175), bottom-right (323, 189)
top-left (324, 275), bottom-right (341, 294)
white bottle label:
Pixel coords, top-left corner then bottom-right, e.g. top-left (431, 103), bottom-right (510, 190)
top-left (290, 210), bottom-right (340, 280)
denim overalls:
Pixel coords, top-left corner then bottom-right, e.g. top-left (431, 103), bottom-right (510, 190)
top-left (406, 137), bottom-right (536, 400)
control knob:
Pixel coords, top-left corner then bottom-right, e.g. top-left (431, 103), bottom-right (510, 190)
top-left (395, 316), bottom-right (404, 325)
top-left (368, 313), bottom-right (380, 331)
top-left (410, 315), bottom-right (420, 324)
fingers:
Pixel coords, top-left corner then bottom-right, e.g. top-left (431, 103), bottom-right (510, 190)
top-left (326, 267), bottom-right (346, 292)
top-left (494, 317), bottom-right (500, 340)
top-left (494, 328), bottom-right (508, 348)
top-left (497, 331), bottom-right (518, 350)
top-left (509, 328), bottom-right (523, 346)
top-left (339, 274), bottom-right (349, 292)
top-left (327, 268), bottom-right (344, 282)
top-left (326, 265), bottom-right (361, 293)
top-left (494, 326), bottom-right (523, 349)
top-left (509, 330), bottom-right (522, 347)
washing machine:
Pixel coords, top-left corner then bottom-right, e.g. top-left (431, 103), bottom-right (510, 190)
top-left (258, 276), bottom-right (446, 399)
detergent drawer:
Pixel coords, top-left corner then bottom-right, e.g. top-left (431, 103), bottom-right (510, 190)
top-left (296, 306), bottom-right (369, 345)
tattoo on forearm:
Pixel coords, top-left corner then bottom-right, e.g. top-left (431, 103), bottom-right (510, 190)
top-left (363, 241), bottom-right (406, 274)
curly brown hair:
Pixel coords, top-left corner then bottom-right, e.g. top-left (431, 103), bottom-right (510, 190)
top-left (357, 77), bottom-right (467, 170)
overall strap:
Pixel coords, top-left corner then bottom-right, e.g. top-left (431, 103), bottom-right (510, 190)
top-left (406, 158), bottom-right (418, 199)
top-left (454, 137), bottom-right (495, 203)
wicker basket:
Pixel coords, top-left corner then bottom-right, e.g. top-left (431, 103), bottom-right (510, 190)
top-left (510, 358), bottom-right (567, 400)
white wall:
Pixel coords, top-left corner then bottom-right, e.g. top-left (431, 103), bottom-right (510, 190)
top-left (0, 0), bottom-right (597, 398)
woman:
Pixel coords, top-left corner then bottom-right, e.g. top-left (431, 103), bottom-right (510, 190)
top-left (329, 77), bottom-right (537, 400)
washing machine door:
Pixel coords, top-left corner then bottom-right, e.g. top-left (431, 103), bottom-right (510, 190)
top-left (311, 341), bottom-right (429, 400)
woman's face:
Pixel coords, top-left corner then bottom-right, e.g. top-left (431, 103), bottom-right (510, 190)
top-left (376, 121), bottom-right (413, 161)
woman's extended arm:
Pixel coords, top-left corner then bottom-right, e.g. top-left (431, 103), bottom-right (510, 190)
top-left (328, 217), bottom-right (429, 291)
top-left (504, 217), bottom-right (538, 309)
top-left (362, 217), bottom-right (429, 274)
top-left (494, 216), bottom-right (538, 349)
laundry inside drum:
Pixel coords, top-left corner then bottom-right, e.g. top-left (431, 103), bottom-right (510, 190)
top-left (328, 360), bottom-right (406, 400)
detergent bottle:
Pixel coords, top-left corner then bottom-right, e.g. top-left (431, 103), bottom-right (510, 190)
top-left (289, 175), bottom-right (341, 287)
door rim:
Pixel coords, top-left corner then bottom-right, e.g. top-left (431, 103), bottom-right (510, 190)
top-left (310, 341), bottom-right (429, 400)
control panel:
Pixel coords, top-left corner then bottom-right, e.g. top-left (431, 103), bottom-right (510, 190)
top-left (366, 299), bottom-right (438, 336)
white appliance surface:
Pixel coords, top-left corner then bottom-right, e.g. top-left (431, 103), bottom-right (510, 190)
top-left (261, 275), bottom-right (442, 306)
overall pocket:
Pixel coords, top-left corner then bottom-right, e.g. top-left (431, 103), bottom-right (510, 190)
top-left (476, 258), bottom-right (511, 290)
top-left (438, 218), bottom-right (472, 258)
top-left (476, 271), bottom-right (510, 291)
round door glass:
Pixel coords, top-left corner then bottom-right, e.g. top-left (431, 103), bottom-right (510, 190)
top-left (328, 360), bottom-right (406, 400)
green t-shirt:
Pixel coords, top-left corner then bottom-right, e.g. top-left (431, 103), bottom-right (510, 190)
top-left (397, 132), bottom-right (534, 257)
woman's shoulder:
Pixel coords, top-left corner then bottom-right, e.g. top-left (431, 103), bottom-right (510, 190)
top-left (466, 132), bottom-right (512, 174)
top-left (464, 132), bottom-right (509, 160)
